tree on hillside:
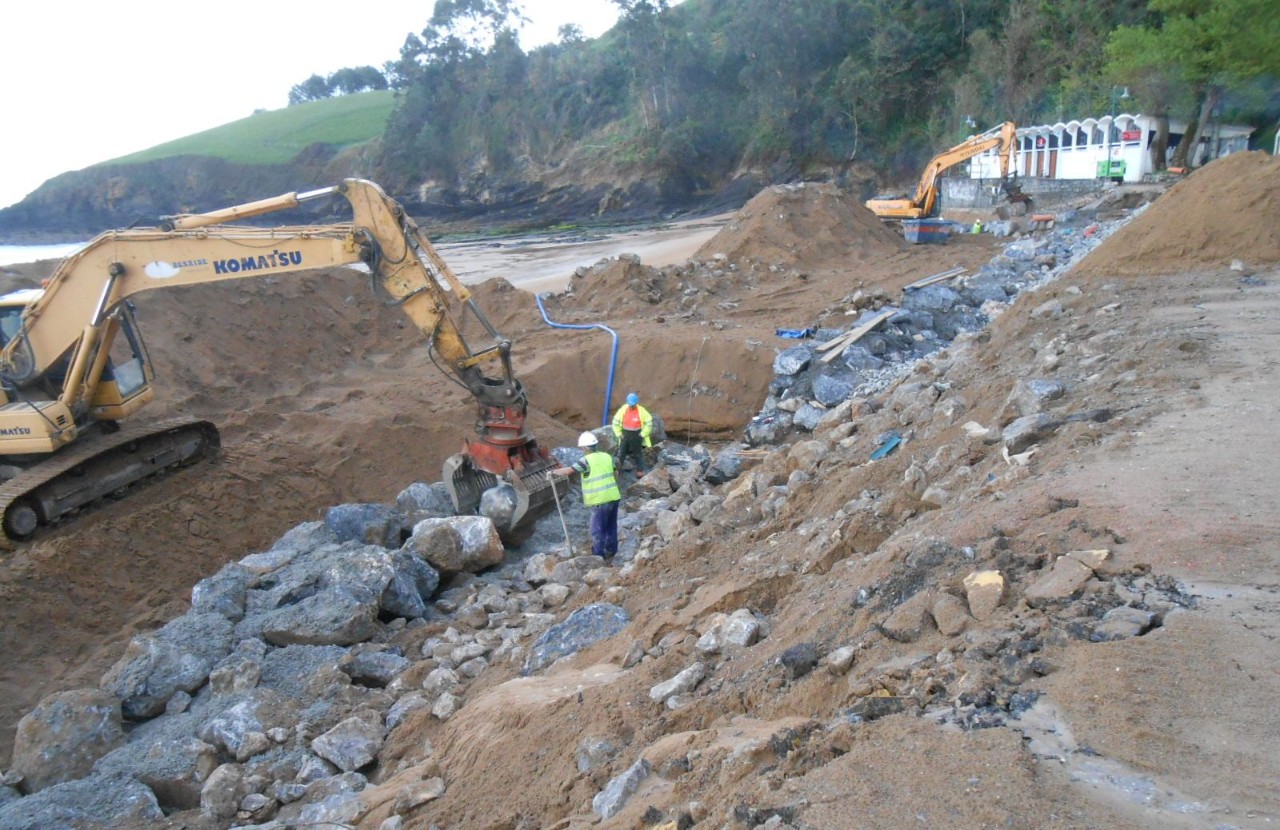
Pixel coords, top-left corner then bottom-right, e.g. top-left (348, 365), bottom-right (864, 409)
top-left (364, 0), bottom-right (1238, 207)
top-left (288, 67), bottom-right (388, 105)
top-left (610, 0), bottom-right (674, 133)
top-left (288, 74), bottom-right (332, 105)
top-left (1106, 0), bottom-right (1280, 168)
top-left (557, 23), bottom-right (585, 45)
top-left (1034, 0), bottom-right (1149, 120)
top-left (383, 0), bottom-right (531, 181)
top-left (329, 66), bottom-right (389, 95)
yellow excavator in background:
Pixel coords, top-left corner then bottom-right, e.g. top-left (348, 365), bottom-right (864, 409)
top-left (0, 179), bottom-right (560, 545)
top-left (865, 121), bottom-right (1028, 220)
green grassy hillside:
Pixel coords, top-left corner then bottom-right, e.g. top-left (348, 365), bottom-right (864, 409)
top-left (109, 91), bottom-right (395, 166)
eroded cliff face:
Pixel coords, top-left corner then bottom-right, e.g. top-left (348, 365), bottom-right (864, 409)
top-left (0, 140), bottom-right (857, 242)
top-left (0, 153), bottom-right (358, 240)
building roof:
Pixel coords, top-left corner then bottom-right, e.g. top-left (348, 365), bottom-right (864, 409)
top-left (1011, 114), bottom-right (1254, 140)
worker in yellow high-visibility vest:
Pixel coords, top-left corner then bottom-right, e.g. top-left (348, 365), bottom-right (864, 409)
top-left (553, 431), bottom-right (621, 559)
top-left (611, 392), bottom-right (654, 476)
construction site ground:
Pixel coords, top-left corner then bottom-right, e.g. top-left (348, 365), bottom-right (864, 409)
top-left (1, 151), bottom-right (1279, 828)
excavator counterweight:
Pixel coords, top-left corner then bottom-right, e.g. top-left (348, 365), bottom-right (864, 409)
top-left (0, 179), bottom-right (557, 546)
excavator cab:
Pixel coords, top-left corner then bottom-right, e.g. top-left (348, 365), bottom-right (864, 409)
top-left (87, 304), bottom-right (155, 420)
top-left (0, 288), bottom-right (153, 417)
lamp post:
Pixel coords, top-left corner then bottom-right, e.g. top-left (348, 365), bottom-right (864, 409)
top-left (1104, 86), bottom-right (1131, 182)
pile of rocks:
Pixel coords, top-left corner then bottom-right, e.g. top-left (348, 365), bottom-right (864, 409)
top-left (0, 480), bottom-right (648, 828)
top-left (746, 216), bottom-right (1132, 447)
top-left (0, 426), bottom-right (764, 830)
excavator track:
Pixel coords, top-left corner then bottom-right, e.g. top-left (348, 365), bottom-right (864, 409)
top-left (0, 417), bottom-right (220, 547)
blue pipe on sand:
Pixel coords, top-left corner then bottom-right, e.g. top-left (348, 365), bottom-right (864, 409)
top-left (535, 292), bottom-right (619, 427)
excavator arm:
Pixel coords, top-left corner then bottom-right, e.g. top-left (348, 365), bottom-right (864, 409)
top-left (0, 179), bottom-right (556, 543)
top-left (866, 122), bottom-right (1019, 220)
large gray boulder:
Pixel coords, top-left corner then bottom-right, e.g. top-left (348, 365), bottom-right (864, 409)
top-left (190, 564), bottom-right (251, 621)
top-left (405, 516), bottom-right (505, 574)
top-left (593, 757), bottom-right (651, 819)
top-left (310, 716), bottom-right (386, 773)
top-left (249, 543), bottom-right (398, 646)
top-left (258, 644), bottom-right (349, 702)
top-left (259, 587), bottom-right (382, 647)
top-left (745, 409), bottom-right (794, 446)
top-left (93, 736), bottom-right (219, 812)
top-left (773, 345), bottom-right (812, 376)
top-left (524, 603), bottom-right (630, 675)
top-left (197, 689), bottom-right (298, 762)
top-left (325, 503), bottom-right (403, 549)
top-left (0, 774), bottom-right (163, 830)
top-left (395, 481), bottom-right (455, 517)
top-left (380, 551), bottom-right (441, 619)
top-left (812, 373), bottom-right (856, 407)
top-left (100, 612), bottom-right (235, 720)
top-left (10, 689), bottom-right (124, 794)
top-left (1002, 412), bottom-right (1062, 454)
top-left (338, 647), bottom-right (410, 688)
top-left (239, 521), bottom-right (337, 575)
top-left (705, 444), bottom-right (746, 485)
top-left (903, 284), bottom-right (963, 313)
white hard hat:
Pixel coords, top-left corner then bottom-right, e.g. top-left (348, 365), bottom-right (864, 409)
top-left (578, 431), bottom-right (598, 448)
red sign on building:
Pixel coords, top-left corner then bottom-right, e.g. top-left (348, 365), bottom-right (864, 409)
top-left (1121, 129), bottom-right (1142, 141)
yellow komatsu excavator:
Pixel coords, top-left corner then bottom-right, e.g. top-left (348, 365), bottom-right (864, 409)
top-left (0, 179), bottom-right (560, 545)
top-left (866, 121), bottom-right (1027, 220)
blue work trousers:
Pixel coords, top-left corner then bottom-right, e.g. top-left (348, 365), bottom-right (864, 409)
top-left (590, 500), bottom-right (619, 558)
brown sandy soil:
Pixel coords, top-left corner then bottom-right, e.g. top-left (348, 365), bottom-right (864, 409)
top-left (3, 154), bottom-right (1280, 829)
top-left (0, 183), bottom-right (999, 764)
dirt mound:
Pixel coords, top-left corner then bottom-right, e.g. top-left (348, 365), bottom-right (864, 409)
top-left (457, 277), bottom-right (546, 338)
top-left (548, 255), bottom-right (667, 317)
top-left (694, 182), bottom-right (905, 270)
top-left (1077, 151), bottom-right (1280, 277)
top-left (132, 268), bottom-right (414, 411)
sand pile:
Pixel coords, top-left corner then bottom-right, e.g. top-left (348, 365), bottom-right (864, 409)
top-left (556, 255), bottom-right (670, 317)
top-left (694, 182), bottom-right (905, 269)
top-left (132, 269), bottom-right (413, 407)
top-left (1077, 151), bottom-right (1280, 277)
top-left (548, 182), bottom-right (911, 321)
top-left (456, 277), bottom-right (545, 338)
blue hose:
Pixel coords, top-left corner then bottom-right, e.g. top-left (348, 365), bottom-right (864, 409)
top-left (534, 292), bottom-right (619, 427)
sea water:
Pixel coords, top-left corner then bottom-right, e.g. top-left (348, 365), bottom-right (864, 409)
top-left (0, 243), bottom-right (87, 267)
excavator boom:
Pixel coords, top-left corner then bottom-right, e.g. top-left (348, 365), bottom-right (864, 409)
top-left (0, 179), bottom-right (557, 545)
top-left (866, 122), bottom-right (1019, 220)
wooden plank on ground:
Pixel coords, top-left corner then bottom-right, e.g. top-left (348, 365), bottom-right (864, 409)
top-left (814, 328), bottom-right (855, 352)
top-left (813, 323), bottom-right (865, 354)
top-left (904, 266), bottom-right (967, 291)
top-left (815, 307), bottom-right (895, 353)
top-left (818, 308), bottom-right (896, 363)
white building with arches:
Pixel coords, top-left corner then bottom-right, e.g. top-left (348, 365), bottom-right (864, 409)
top-left (970, 114), bottom-right (1255, 184)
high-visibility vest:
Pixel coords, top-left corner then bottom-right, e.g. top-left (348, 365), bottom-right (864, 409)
top-left (580, 451), bottom-right (620, 506)
top-left (612, 404), bottom-right (653, 444)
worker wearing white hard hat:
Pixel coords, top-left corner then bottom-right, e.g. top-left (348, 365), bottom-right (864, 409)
top-left (553, 430), bottom-right (621, 559)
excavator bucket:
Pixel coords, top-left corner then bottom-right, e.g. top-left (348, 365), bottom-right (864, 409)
top-left (442, 450), bottom-right (561, 546)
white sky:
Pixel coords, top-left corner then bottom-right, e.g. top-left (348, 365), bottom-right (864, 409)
top-left (0, 1), bottom-right (623, 210)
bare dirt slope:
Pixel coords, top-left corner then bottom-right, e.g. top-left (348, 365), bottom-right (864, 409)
top-left (0, 184), bottom-right (999, 763)
top-left (368, 156), bottom-right (1279, 830)
top-left (3, 155), bottom-right (1280, 829)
